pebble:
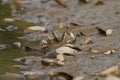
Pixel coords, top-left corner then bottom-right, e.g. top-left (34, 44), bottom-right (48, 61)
top-left (0, 44), bottom-right (7, 50)
top-left (24, 26), bottom-right (47, 33)
top-left (3, 18), bottom-right (14, 22)
top-left (13, 42), bottom-right (21, 48)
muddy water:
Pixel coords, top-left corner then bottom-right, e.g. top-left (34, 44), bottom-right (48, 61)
top-left (0, 0), bottom-right (120, 80)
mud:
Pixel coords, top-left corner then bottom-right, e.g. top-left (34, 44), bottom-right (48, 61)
top-left (1, 0), bottom-right (120, 80)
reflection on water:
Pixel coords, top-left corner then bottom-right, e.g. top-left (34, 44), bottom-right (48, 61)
top-left (0, 0), bottom-right (34, 80)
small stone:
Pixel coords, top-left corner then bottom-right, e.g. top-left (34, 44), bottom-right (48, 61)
top-left (13, 42), bottom-right (21, 48)
top-left (13, 65), bottom-right (31, 70)
top-left (0, 28), bottom-right (6, 31)
top-left (0, 44), bottom-right (7, 50)
top-left (65, 44), bottom-right (81, 51)
top-left (91, 55), bottom-right (95, 59)
top-left (6, 25), bottom-right (18, 31)
top-left (104, 49), bottom-right (115, 55)
top-left (91, 49), bottom-right (99, 53)
top-left (81, 38), bottom-right (93, 45)
top-left (24, 71), bottom-right (50, 80)
top-left (0, 72), bottom-right (23, 78)
top-left (56, 46), bottom-right (78, 56)
top-left (106, 29), bottom-right (113, 35)
top-left (3, 18), bottom-right (14, 22)
top-left (56, 53), bottom-right (65, 62)
top-left (24, 26), bottom-right (47, 33)
top-left (41, 58), bottom-right (64, 66)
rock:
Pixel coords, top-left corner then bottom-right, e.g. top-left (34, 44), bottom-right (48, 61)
top-left (24, 26), bottom-right (47, 33)
top-left (13, 42), bottom-right (22, 48)
top-left (91, 46), bottom-right (116, 54)
top-left (5, 25), bottom-right (18, 31)
top-left (0, 72), bottom-right (23, 79)
top-left (56, 53), bottom-right (65, 62)
top-left (0, 44), bottom-right (7, 50)
top-left (56, 46), bottom-right (78, 56)
top-left (96, 27), bottom-right (113, 36)
top-left (13, 65), bottom-right (31, 70)
top-left (41, 58), bottom-right (64, 66)
top-left (81, 38), bottom-right (93, 45)
top-left (24, 71), bottom-right (50, 80)
top-left (14, 56), bottom-right (42, 65)
top-left (0, 28), bottom-right (6, 31)
top-left (3, 18), bottom-right (14, 22)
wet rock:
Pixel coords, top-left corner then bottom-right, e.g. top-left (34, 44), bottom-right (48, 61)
top-left (24, 26), bottom-right (48, 33)
top-left (23, 71), bottom-right (50, 80)
top-left (14, 56), bottom-right (42, 65)
top-left (95, 0), bottom-right (104, 5)
top-left (5, 25), bottom-right (18, 31)
top-left (0, 27), bottom-right (6, 31)
top-left (56, 53), bottom-right (65, 62)
top-left (3, 18), bottom-right (14, 22)
top-left (17, 32), bottom-right (48, 41)
top-left (0, 72), bottom-right (23, 79)
top-left (13, 42), bottom-right (21, 48)
top-left (90, 46), bottom-right (116, 54)
top-left (0, 44), bottom-right (7, 50)
top-left (56, 46), bottom-right (78, 56)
